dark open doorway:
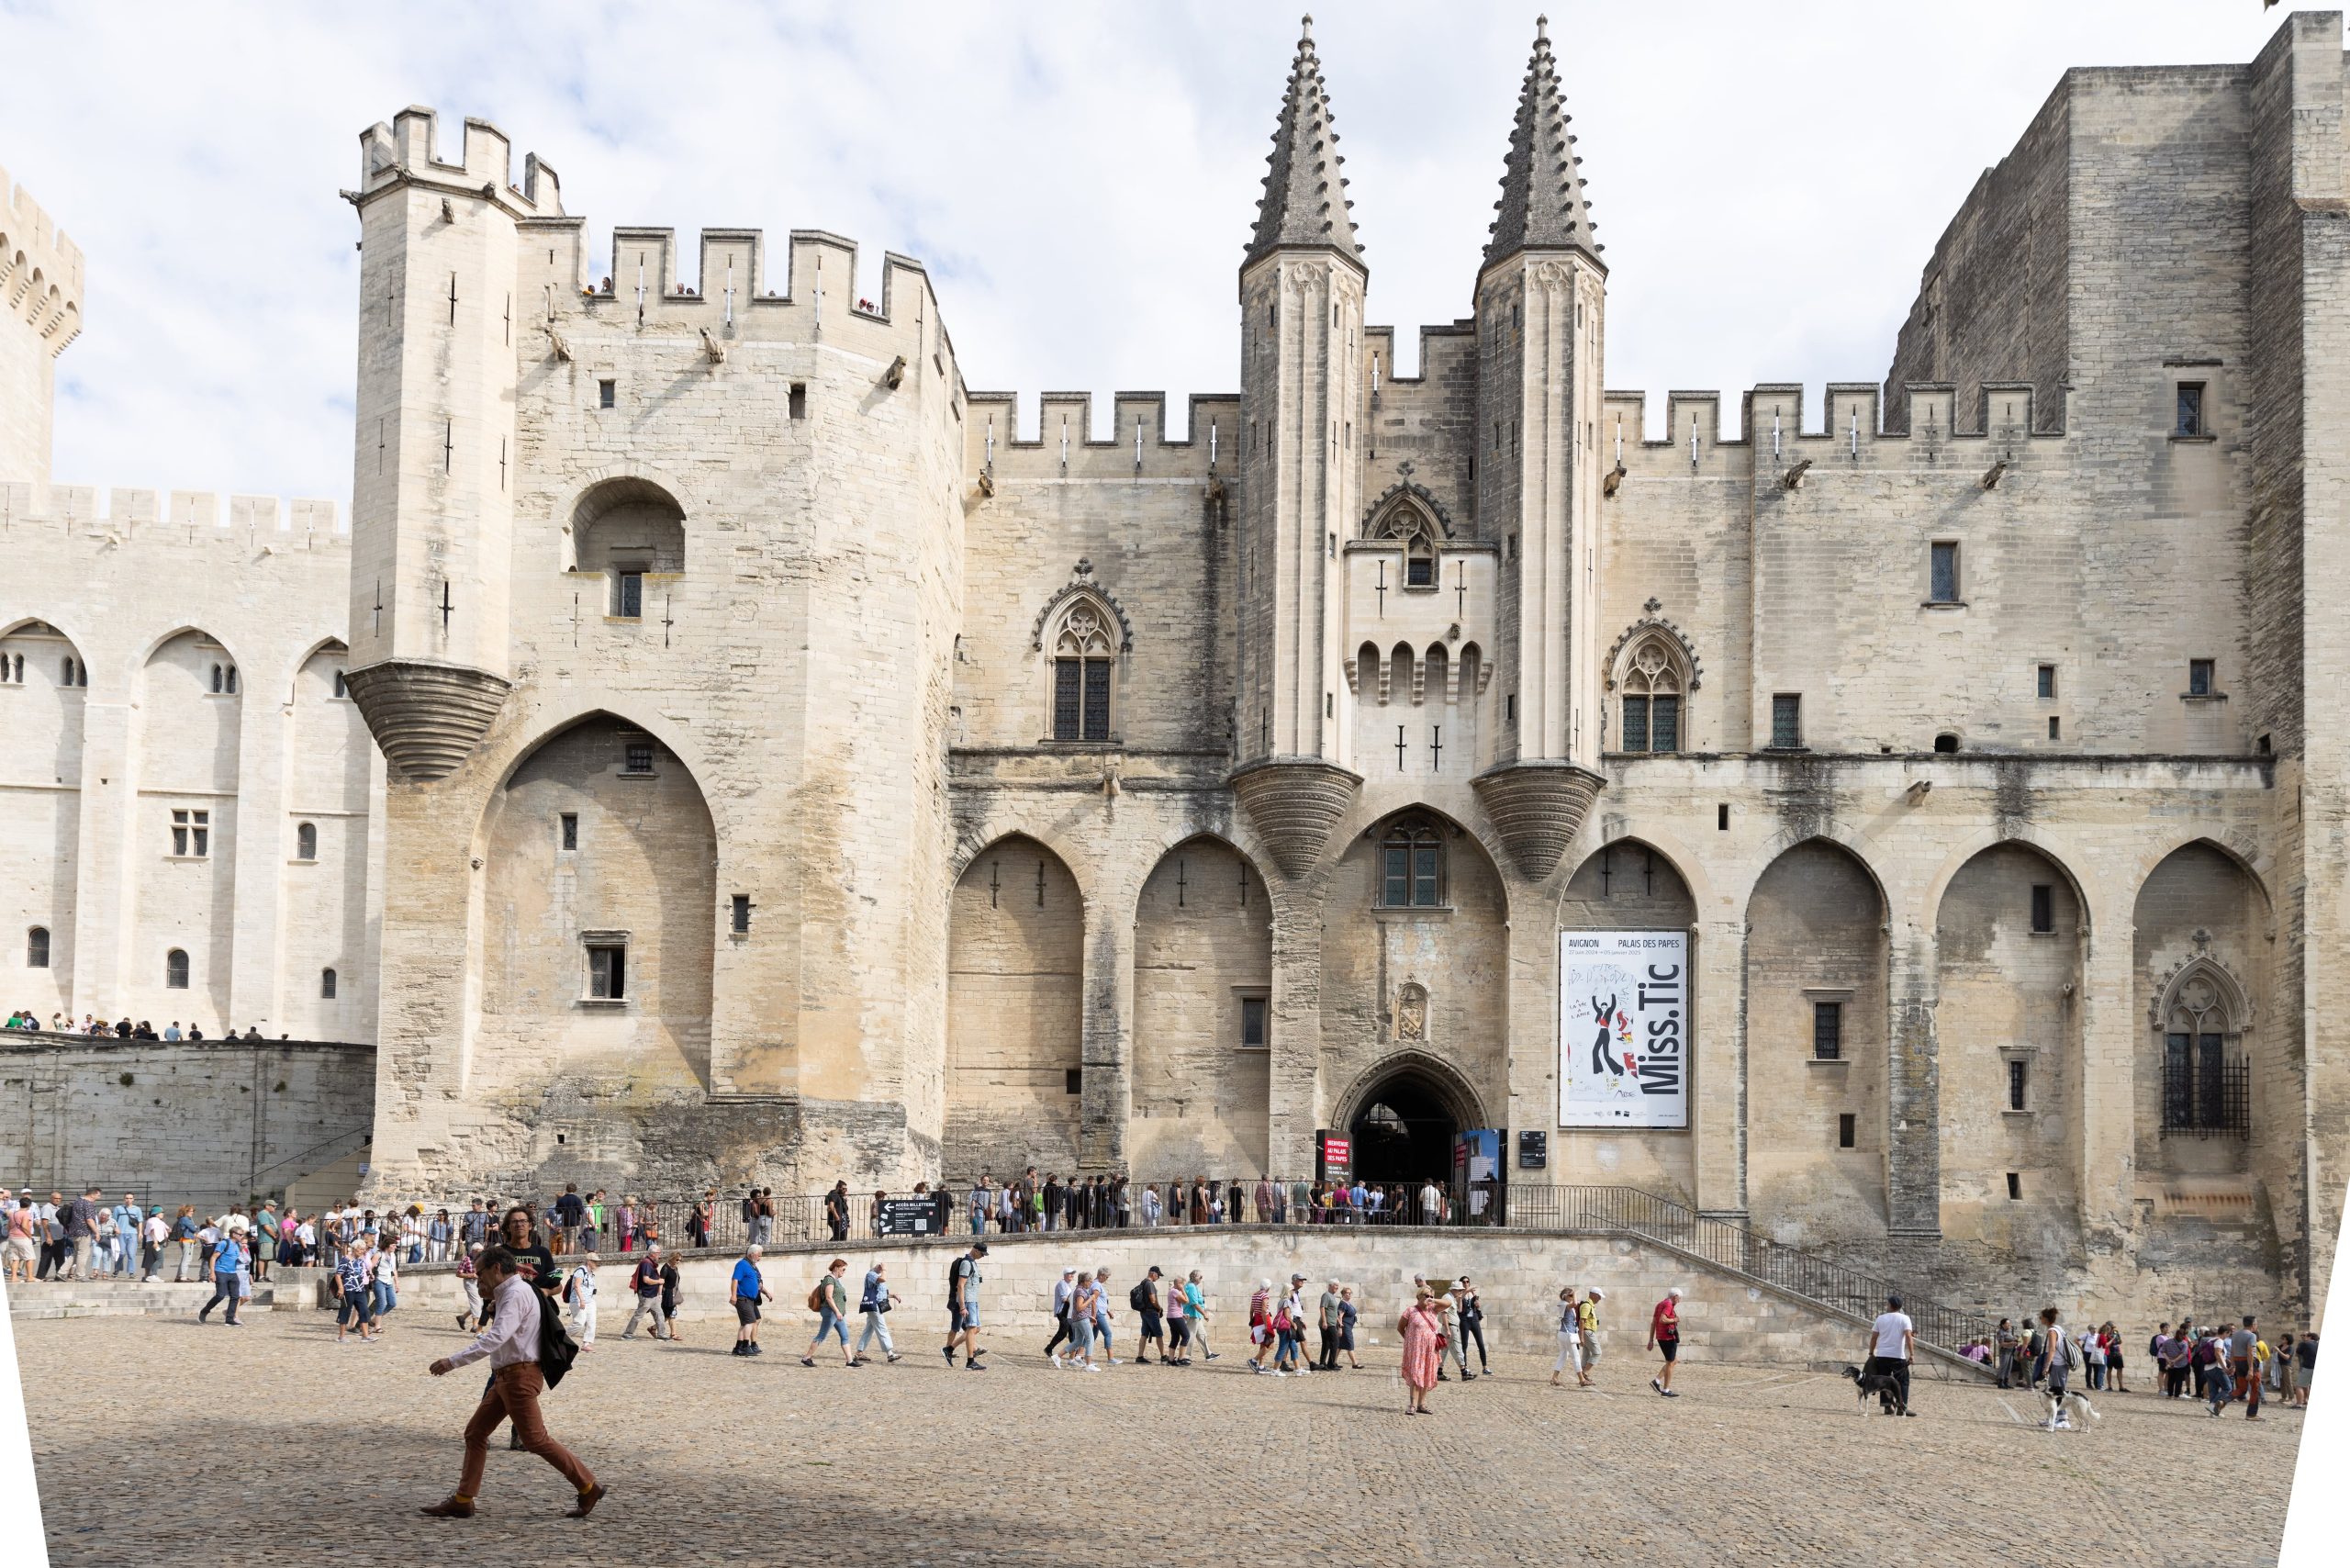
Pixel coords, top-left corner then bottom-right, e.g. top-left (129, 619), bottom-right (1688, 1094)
top-left (1347, 1072), bottom-right (1462, 1183)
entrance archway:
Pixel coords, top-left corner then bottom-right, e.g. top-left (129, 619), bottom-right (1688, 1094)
top-left (1334, 1053), bottom-right (1485, 1184)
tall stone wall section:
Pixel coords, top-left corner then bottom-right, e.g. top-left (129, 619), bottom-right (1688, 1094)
top-left (0, 1033), bottom-right (374, 1205)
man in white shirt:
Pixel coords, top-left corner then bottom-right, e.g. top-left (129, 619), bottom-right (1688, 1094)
top-left (421, 1246), bottom-right (604, 1520)
top-left (1416, 1180), bottom-right (1442, 1225)
top-left (1863, 1292), bottom-right (1917, 1416)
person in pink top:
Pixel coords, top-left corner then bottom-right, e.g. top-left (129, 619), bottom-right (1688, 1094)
top-left (1398, 1287), bottom-right (1447, 1415)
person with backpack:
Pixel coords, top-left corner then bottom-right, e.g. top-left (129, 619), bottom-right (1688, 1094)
top-left (2038, 1305), bottom-right (2082, 1429)
top-left (802, 1257), bottom-right (856, 1367)
top-left (1132, 1268), bottom-right (1167, 1363)
top-left (420, 1244), bottom-right (604, 1521)
top-left (562, 1253), bottom-right (599, 1350)
top-left (945, 1241), bottom-right (987, 1370)
top-left (621, 1244), bottom-right (673, 1341)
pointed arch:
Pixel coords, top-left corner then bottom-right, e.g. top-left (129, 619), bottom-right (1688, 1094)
top-left (1360, 479), bottom-right (1457, 540)
top-left (1130, 833), bottom-right (1272, 1173)
top-left (946, 832), bottom-right (1085, 1174)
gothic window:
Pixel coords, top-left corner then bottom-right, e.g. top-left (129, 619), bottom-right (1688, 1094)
top-left (26, 927), bottom-right (48, 969)
top-left (1378, 817), bottom-right (1445, 909)
top-left (1049, 599), bottom-right (1115, 743)
top-left (165, 948), bottom-right (190, 990)
top-left (1616, 635), bottom-right (1684, 754)
top-left (296, 822), bottom-right (318, 861)
top-left (1405, 530), bottom-right (1435, 588)
top-left (2159, 966), bottom-right (2246, 1137)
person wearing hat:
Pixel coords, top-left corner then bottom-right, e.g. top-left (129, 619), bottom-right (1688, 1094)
top-left (1045, 1265), bottom-right (1079, 1367)
top-left (198, 1219), bottom-right (250, 1327)
top-left (562, 1251), bottom-right (600, 1350)
top-left (1248, 1277), bottom-right (1277, 1372)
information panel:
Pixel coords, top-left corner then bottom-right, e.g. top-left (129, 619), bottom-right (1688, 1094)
top-left (1559, 931), bottom-right (1689, 1128)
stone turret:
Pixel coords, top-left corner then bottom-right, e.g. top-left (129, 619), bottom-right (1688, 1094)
top-left (340, 109), bottom-right (559, 781)
top-left (0, 162), bottom-right (85, 486)
top-left (1469, 17), bottom-right (1606, 880)
top-left (1232, 15), bottom-right (1366, 880)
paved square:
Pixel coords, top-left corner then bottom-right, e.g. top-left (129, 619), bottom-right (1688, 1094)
top-left (14, 1310), bottom-right (2300, 1566)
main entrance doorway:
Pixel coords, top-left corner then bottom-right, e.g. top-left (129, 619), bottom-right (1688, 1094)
top-left (1340, 1058), bottom-right (1480, 1184)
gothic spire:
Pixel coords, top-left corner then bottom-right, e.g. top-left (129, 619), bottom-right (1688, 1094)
top-left (1244, 15), bottom-right (1364, 274)
top-left (1483, 15), bottom-right (1602, 273)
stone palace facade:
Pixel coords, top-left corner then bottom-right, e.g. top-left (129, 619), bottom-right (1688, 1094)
top-left (6, 14), bottom-right (2348, 1316)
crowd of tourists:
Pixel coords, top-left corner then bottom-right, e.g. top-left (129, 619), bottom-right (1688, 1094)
top-left (2, 1010), bottom-right (272, 1039)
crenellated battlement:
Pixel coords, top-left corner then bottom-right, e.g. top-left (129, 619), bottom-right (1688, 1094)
top-left (962, 390), bottom-right (1245, 480)
top-left (556, 225), bottom-right (940, 332)
top-left (0, 160), bottom-right (84, 354)
top-left (1599, 380), bottom-right (2069, 460)
top-left (0, 481), bottom-right (343, 547)
top-left (354, 107), bottom-right (563, 218)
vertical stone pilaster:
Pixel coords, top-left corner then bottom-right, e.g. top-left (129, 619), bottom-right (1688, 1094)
top-left (1695, 913), bottom-right (1745, 1216)
top-left (1078, 881), bottom-right (1132, 1171)
top-left (1265, 879), bottom-right (1326, 1173)
top-left (1887, 923), bottom-right (1942, 1238)
top-left (2075, 901), bottom-right (2134, 1247)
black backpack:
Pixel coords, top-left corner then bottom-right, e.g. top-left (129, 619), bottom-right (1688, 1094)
top-left (1128, 1282), bottom-right (1151, 1313)
top-left (535, 1286), bottom-right (580, 1390)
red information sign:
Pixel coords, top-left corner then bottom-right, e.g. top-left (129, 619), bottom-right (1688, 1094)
top-left (1317, 1132), bottom-right (1352, 1182)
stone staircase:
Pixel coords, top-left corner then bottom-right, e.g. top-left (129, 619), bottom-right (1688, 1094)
top-left (3, 1276), bottom-right (281, 1319)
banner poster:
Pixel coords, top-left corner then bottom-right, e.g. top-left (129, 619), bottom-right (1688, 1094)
top-left (1559, 931), bottom-right (1689, 1128)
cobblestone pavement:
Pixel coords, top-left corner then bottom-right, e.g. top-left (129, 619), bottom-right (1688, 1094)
top-left (15, 1312), bottom-right (2300, 1567)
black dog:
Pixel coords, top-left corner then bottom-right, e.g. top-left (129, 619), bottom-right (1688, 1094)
top-left (1842, 1363), bottom-right (1908, 1416)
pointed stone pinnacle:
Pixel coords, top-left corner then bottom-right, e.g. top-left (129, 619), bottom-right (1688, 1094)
top-left (1483, 17), bottom-right (1601, 273)
top-left (1245, 16), bottom-right (1365, 272)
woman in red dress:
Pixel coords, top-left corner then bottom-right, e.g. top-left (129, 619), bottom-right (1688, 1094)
top-left (1398, 1288), bottom-right (1447, 1414)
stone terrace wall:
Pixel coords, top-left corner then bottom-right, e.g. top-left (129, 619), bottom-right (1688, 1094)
top-left (366, 1226), bottom-right (1978, 1377)
top-left (0, 1032), bottom-right (373, 1204)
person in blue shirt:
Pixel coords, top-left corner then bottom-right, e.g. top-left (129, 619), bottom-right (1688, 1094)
top-left (729, 1244), bottom-right (770, 1358)
top-left (110, 1194), bottom-right (141, 1277)
top-left (197, 1223), bottom-right (250, 1327)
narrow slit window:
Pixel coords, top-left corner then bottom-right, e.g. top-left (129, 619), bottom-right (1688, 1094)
top-left (2175, 382), bottom-right (2205, 437)
top-left (615, 571), bottom-right (643, 620)
top-left (1064, 1067), bottom-right (1083, 1096)
top-left (320, 967), bottom-right (338, 1001)
top-left (789, 383), bottom-right (808, 420)
top-left (2006, 1171), bottom-right (2022, 1201)
top-left (1837, 1113), bottom-right (1856, 1149)
top-left (731, 894), bottom-right (752, 935)
top-left (296, 822), bottom-right (318, 861)
top-left (559, 812), bottom-right (578, 851)
top-left (26, 926), bottom-right (49, 969)
top-left (2008, 1058), bottom-right (2029, 1111)
top-left (165, 948), bottom-right (189, 990)
top-left (2030, 884), bottom-right (2053, 934)
top-left (2036, 664), bottom-right (2055, 700)
top-left (1239, 995), bottom-right (1269, 1048)
top-left (598, 378), bottom-right (616, 409)
top-left (2048, 715), bottom-right (2062, 740)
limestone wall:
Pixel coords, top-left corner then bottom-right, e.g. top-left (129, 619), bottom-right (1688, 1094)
top-left (0, 1032), bottom-right (373, 1205)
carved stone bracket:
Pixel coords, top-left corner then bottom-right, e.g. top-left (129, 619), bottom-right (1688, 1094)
top-left (1471, 759), bottom-right (1606, 881)
top-left (1228, 756), bottom-right (1363, 881)
top-left (344, 659), bottom-right (512, 783)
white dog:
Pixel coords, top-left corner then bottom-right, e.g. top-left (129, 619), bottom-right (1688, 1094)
top-left (2041, 1385), bottom-right (2101, 1430)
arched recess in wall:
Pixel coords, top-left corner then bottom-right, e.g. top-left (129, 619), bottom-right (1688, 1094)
top-left (946, 834), bottom-right (1084, 1176)
top-left (281, 640), bottom-right (373, 1041)
top-left (1933, 842), bottom-right (2085, 1249)
top-left (2132, 841), bottom-right (2270, 1182)
top-left (1130, 835), bottom-right (1272, 1177)
top-left (1321, 807), bottom-right (1510, 1144)
top-left (129, 629), bottom-right (242, 1033)
top-left (472, 712), bottom-right (716, 1093)
top-left (0, 619), bottom-right (87, 1014)
top-left (1557, 838), bottom-right (1698, 1203)
top-left (1743, 837), bottom-right (1889, 1248)
top-left (569, 477), bottom-right (686, 618)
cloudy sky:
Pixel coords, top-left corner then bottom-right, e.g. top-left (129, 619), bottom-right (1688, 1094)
top-left (0, 1), bottom-right (2321, 508)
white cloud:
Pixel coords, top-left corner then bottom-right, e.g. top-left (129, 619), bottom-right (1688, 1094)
top-left (0, 0), bottom-right (2315, 502)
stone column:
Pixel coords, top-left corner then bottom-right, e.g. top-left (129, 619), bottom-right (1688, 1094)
top-left (1078, 875), bottom-right (1134, 1172)
top-left (68, 693), bottom-right (131, 1020)
top-left (228, 685), bottom-right (293, 1032)
top-left (2074, 890), bottom-right (2135, 1249)
top-left (1694, 913), bottom-right (1745, 1216)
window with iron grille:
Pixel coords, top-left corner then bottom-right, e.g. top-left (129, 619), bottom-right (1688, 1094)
top-left (588, 943), bottom-right (627, 1000)
top-left (1812, 1001), bottom-right (1841, 1061)
top-left (623, 742), bottom-right (655, 776)
top-left (2008, 1058), bottom-right (2028, 1111)
top-left (1929, 541), bottom-right (1961, 603)
top-left (1770, 694), bottom-right (1803, 749)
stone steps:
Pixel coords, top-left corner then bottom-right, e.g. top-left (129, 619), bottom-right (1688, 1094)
top-left (4, 1279), bottom-right (281, 1317)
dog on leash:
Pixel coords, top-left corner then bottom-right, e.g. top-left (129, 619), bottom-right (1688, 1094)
top-left (1841, 1363), bottom-right (1908, 1416)
top-left (2042, 1385), bottom-right (2101, 1430)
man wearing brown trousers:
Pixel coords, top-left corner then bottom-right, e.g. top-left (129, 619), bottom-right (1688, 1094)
top-left (420, 1245), bottom-right (606, 1519)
